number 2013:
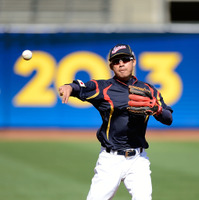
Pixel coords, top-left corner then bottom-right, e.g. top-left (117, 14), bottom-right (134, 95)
top-left (13, 51), bottom-right (182, 108)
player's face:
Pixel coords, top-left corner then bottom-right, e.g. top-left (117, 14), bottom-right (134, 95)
top-left (110, 56), bottom-right (136, 81)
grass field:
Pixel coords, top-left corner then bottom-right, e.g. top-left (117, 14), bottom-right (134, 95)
top-left (0, 140), bottom-right (199, 200)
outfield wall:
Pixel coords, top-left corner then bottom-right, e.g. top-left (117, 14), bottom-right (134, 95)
top-left (0, 33), bottom-right (198, 128)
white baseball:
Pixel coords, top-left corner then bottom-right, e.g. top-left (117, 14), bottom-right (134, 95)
top-left (22, 50), bottom-right (32, 60)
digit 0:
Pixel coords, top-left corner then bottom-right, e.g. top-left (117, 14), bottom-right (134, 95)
top-left (55, 51), bottom-right (112, 107)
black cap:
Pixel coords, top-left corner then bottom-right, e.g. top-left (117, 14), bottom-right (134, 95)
top-left (108, 44), bottom-right (135, 61)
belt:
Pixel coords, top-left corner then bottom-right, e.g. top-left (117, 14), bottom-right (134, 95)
top-left (105, 147), bottom-right (143, 158)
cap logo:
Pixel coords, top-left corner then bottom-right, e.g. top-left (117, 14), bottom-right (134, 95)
top-left (112, 45), bottom-right (126, 54)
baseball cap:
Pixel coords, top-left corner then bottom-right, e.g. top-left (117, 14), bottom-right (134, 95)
top-left (108, 44), bottom-right (135, 61)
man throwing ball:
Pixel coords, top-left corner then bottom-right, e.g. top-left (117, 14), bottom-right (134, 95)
top-left (59, 44), bottom-right (173, 200)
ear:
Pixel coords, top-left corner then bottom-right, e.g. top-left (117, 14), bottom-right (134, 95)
top-left (132, 59), bottom-right (136, 67)
top-left (109, 63), bottom-right (113, 70)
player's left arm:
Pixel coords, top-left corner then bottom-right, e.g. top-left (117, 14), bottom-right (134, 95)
top-left (153, 88), bottom-right (173, 125)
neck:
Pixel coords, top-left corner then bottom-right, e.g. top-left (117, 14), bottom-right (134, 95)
top-left (114, 76), bottom-right (132, 83)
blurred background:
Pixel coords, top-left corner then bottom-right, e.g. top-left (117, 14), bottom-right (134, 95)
top-left (0, 0), bottom-right (199, 129)
top-left (1, 0), bottom-right (199, 31)
top-left (0, 0), bottom-right (199, 127)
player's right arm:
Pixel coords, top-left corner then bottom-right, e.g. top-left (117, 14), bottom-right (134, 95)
top-left (59, 79), bottom-right (99, 104)
top-left (58, 84), bottom-right (73, 104)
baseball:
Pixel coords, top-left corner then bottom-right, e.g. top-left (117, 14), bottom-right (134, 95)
top-left (22, 50), bottom-right (32, 60)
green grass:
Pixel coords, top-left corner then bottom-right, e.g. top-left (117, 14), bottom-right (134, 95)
top-left (0, 141), bottom-right (198, 200)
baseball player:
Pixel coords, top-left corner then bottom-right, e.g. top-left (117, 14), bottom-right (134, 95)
top-left (59, 44), bottom-right (173, 200)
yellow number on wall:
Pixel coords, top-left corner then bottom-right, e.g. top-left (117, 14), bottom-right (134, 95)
top-left (139, 52), bottom-right (183, 105)
top-left (55, 51), bottom-right (112, 107)
top-left (13, 51), bottom-right (57, 106)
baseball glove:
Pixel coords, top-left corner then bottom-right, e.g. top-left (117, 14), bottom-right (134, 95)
top-left (127, 85), bottom-right (162, 115)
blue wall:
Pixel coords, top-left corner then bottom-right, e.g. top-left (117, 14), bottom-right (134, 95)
top-left (0, 33), bottom-right (198, 128)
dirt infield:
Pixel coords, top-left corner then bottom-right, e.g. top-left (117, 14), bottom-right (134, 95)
top-left (0, 128), bottom-right (198, 141)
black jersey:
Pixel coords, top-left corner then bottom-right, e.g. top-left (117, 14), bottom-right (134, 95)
top-left (70, 76), bottom-right (173, 151)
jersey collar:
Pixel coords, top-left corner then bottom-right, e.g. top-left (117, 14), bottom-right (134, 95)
top-left (114, 76), bottom-right (138, 86)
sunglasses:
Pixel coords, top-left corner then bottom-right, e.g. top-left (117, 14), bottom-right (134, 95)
top-left (111, 56), bottom-right (133, 65)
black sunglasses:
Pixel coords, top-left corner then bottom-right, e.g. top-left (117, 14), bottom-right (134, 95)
top-left (111, 56), bottom-right (133, 65)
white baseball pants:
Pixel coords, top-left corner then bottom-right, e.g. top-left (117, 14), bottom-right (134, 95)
top-left (87, 147), bottom-right (152, 200)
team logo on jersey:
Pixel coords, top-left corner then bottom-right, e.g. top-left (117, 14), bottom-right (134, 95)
top-left (77, 79), bottom-right (86, 87)
top-left (112, 45), bottom-right (126, 54)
